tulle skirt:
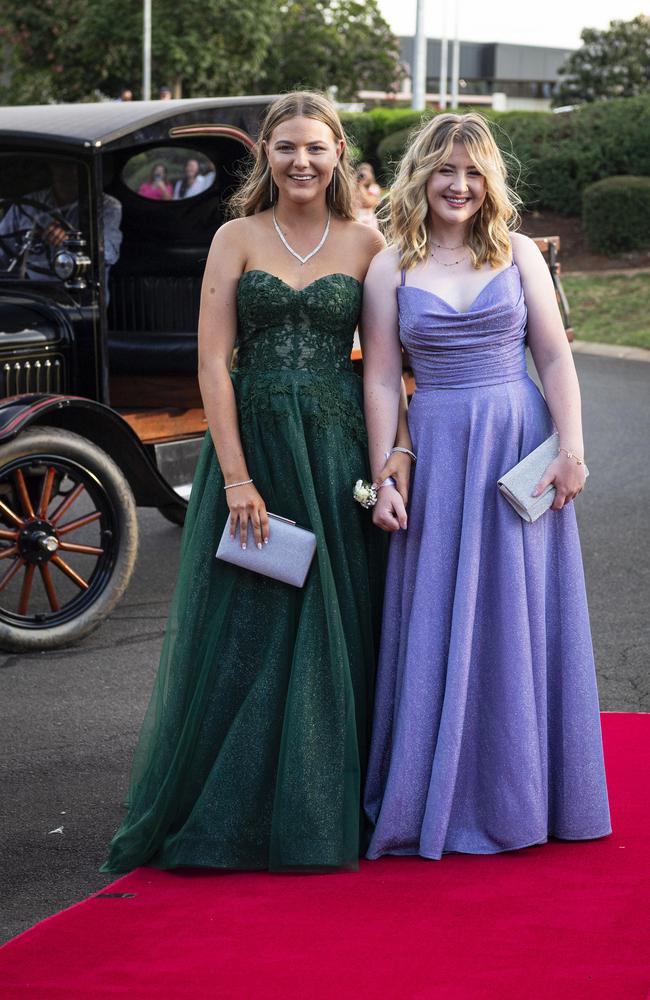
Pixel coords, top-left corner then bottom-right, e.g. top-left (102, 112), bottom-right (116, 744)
top-left (103, 369), bottom-right (385, 873)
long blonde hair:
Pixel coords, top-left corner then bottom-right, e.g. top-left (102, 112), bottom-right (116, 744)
top-left (388, 112), bottom-right (521, 271)
top-left (230, 91), bottom-right (356, 220)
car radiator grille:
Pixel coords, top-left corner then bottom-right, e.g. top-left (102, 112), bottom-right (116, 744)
top-left (1, 356), bottom-right (65, 397)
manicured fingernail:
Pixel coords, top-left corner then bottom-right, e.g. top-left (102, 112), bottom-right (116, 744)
top-left (242, 543), bottom-right (246, 550)
top-left (257, 543), bottom-right (262, 550)
top-left (264, 538), bottom-right (269, 544)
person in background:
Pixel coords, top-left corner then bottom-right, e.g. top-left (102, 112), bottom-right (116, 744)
top-left (0, 161), bottom-right (122, 286)
top-left (117, 86), bottom-right (133, 102)
top-left (355, 162), bottom-right (381, 229)
top-left (159, 85), bottom-right (172, 100)
top-left (138, 163), bottom-right (173, 201)
top-left (173, 159), bottom-right (208, 199)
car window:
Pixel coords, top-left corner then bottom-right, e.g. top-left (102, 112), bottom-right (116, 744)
top-left (122, 147), bottom-right (216, 202)
top-left (0, 154), bottom-right (92, 279)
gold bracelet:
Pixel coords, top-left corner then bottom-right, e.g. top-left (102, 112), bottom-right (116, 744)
top-left (559, 447), bottom-right (584, 466)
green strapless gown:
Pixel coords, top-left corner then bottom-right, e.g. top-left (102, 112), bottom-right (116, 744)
top-left (103, 271), bottom-right (386, 873)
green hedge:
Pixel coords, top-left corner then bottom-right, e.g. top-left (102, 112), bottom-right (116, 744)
top-left (341, 108), bottom-right (431, 177)
top-left (583, 176), bottom-right (650, 253)
top-left (341, 96), bottom-right (650, 216)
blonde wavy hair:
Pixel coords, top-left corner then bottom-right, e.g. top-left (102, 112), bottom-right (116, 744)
top-left (230, 91), bottom-right (356, 220)
top-left (387, 112), bottom-right (521, 271)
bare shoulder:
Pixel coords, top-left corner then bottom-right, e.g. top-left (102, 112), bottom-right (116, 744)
top-left (510, 231), bottom-right (545, 266)
top-left (213, 214), bottom-right (267, 244)
top-left (206, 217), bottom-right (257, 268)
top-left (337, 218), bottom-right (384, 263)
top-left (366, 243), bottom-right (401, 283)
top-left (204, 218), bottom-right (252, 282)
top-left (348, 219), bottom-right (385, 250)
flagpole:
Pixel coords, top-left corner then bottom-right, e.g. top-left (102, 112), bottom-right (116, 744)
top-left (143, 0), bottom-right (152, 100)
top-left (412, 0), bottom-right (427, 111)
top-left (439, 0), bottom-right (448, 109)
top-left (450, 0), bottom-right (461, 108)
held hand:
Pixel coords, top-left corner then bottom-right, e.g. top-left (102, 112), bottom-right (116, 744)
top-left (372, 485), bottom-right (408, 532)
top-left (374, 451), bottom-right (413, 506)
top-left (226, 483), bottom-right (270, 549)
top-left (533, 454), bottom-right (586, 511)
top-left (42, 222), bottom-right (68, 249)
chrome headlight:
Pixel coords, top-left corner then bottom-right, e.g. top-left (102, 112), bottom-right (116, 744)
top-left (53, 249), bottom-right (76, 281)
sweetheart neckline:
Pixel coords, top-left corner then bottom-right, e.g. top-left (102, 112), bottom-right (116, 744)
top-left (399, 262), bottom-right (518, 315)
top-left (240, 270), bottom-right (363, 294)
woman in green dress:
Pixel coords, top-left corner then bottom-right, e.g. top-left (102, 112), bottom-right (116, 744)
top-left (103, 91), bottom-right (411, 874)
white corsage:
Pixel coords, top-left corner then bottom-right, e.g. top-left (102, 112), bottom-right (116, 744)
top-left (353, 479), bottom-right (378, 509)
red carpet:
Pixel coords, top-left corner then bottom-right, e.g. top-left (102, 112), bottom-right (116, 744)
top-left (1, 713), bottom-right (649, 1000)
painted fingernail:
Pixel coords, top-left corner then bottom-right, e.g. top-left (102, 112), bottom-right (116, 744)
top-left (264, 538), bottom-right (269, 544)
top-left (257, 543), bottom-right (262, 550)
top-left (242, 543), bottom-right (247, 550)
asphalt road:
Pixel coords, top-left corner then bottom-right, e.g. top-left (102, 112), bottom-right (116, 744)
top-left (1, 353), bottom-right (648, 946)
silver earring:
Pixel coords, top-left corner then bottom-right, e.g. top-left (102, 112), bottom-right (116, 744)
top-left (331, 166), bottom-right (337, 202)
top-left (269, 172), bottom-right (275, 203)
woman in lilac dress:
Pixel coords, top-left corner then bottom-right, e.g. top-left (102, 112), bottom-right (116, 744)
top-left (361, 113), bottom-right (611, 859)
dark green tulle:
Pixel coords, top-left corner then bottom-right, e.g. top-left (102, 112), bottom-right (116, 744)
top-left (102, 272), bottom-right (386, 873)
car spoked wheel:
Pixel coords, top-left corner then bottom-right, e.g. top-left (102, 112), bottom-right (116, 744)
top-left (0, 427), bottom-right (138, 651)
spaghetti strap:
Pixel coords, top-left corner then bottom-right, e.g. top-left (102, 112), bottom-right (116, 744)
top-left (400, 269), bottom-right (406, 287)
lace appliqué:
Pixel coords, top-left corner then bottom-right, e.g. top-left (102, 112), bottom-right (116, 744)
top-left (233, 270), bottom-right (366, 441)
top-left (236, 371), bottom-right (367, 443)
top-left (236, 270), bottom-right (362, 375)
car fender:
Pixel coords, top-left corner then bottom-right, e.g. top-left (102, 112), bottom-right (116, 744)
top-left (0, 393), bottom-right (188, 509)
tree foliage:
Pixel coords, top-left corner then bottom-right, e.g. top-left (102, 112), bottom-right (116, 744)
top-left (554, 14), bottom-right (650, 106)
top-left (258, 0), bottom-right (403, 100)
top-left (0, 0), bottom-right (403, 104)
top-left (0, 0), bottom-right (278, 101)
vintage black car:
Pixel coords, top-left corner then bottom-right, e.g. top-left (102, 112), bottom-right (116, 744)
top-left (0, 97), bottom-right (274, 650)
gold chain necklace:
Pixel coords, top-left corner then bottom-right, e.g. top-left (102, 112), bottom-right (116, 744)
top-left (431, 240), bottom-right (465, 250)
top-left (430, 247), bottom-right (468, 267)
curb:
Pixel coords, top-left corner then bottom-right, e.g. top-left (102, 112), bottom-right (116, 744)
top-left (571, 340), bottom-right (650, 363)
top-left (565, 268), bottom-right (650, 278)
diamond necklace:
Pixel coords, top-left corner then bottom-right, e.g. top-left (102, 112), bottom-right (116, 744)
top-left (272, 206), bottom-right (331, 266)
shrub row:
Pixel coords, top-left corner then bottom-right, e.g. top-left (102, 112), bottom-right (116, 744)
top-left (341, 96), bottom-right (650, 216)
top-left (583, 176), bottom-right (650, 253)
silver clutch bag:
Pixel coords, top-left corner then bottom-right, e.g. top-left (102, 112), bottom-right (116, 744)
top-left (215, 512), bottom-right (316, 587)
top-left (497, 432), bottom-right (589, 523)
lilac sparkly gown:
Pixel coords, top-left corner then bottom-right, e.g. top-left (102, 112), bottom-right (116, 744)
top-left (364, 262), bottom-right (611, 860)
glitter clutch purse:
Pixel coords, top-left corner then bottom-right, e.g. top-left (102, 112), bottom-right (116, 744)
top-left (215, 513), bottom-right (317, 588)
top-left (497, 433), bottom-right (589, 523)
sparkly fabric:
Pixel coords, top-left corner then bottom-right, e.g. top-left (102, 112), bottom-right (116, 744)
top-left (103, 271), bottom-right (386, 873)
top-left (365, 263), bottom-right (611, 860)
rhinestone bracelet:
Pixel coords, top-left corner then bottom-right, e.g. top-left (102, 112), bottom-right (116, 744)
top-left (224, 478), bottom-right (253, 491)
top-left (390, 446), bottom-right (417, 463)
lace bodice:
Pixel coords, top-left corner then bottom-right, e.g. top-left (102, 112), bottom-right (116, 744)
top-left (235, 270), bottom-right (362, 374)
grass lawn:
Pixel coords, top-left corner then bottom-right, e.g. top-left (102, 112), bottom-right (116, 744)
top-left (562, 273), bottom-right (650, 350)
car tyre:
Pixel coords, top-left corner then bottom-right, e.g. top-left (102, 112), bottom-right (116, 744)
top-left (0, 426), bottom-right (138, 652)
